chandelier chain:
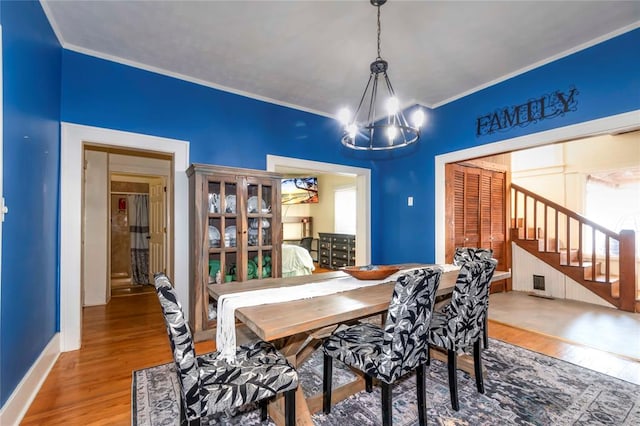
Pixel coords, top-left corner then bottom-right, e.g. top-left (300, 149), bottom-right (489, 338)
top-left (376, 5), bottom-right (382, 60)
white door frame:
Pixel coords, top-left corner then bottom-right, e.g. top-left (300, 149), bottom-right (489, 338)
top-left (267, 155), bottom-right (371, 265)
top-left (434, 110), bottom-right (640, 264)
top-left (60, 123), bottom-right (189, 351)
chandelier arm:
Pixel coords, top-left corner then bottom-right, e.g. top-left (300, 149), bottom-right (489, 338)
top-left (368, 74), bottom-right (379, 127)
top-left (353, 73), bottom-right (375, 125)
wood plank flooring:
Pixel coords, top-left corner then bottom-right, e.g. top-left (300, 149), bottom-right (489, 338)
top-left (21, 291), bottom-right (640, 424)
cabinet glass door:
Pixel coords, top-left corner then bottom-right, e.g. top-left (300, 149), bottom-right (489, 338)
top-left (247, 179), bottom-right (275, 279)
top-left (207, 178), bottom-right (238, 286)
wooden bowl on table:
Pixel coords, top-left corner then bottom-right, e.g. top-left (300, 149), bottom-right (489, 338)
top-left (342, 265), bottom-right (400, 280)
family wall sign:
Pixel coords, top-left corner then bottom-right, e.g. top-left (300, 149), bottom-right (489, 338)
top-left (476, 86), bottom-right (578, 137)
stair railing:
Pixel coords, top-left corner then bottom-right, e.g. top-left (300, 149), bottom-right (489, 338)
top-left (511, 183), bottom-right (636, 311)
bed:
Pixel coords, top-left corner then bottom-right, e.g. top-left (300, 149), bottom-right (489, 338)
top-left (208, 244), bottom-right (315, 319)
top-left (282, 243), bottom-right (316, 277)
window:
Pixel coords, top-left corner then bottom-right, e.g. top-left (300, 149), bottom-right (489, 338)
top-left (585, 169), bottom-right (640, 256)
top-left (334, 186), bottom-right (356, 235)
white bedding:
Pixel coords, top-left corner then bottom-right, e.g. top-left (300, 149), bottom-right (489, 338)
top-left (282, 243), bottom-right (315, 277)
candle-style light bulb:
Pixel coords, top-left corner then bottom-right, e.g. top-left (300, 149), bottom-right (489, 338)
top-left (412, 109), bottom-right (425, 127)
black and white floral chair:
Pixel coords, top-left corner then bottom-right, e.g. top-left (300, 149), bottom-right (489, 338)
top-left (322, 267), bottom-right (442, 426)
top-left (427, 258), bottom-right (497, 411)
top-left (452, 247), bottom-right (493, 266)
top-left (451, 247), bottom-right (494, 348)
top-left (153, 273), bottom-right (298, 426)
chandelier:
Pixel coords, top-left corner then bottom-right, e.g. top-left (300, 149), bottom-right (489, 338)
top-left (338, 0), bottom-right (424, 151)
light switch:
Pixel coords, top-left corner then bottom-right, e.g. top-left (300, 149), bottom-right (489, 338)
top-left (408, 196), bottom-right (413, 207)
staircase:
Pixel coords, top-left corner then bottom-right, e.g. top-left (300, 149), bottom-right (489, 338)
top-left (511, 183), bottom-right (637, 312)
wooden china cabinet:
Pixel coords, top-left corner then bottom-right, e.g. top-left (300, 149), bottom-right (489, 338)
top-left (187, 164), bottom-right (282, 341)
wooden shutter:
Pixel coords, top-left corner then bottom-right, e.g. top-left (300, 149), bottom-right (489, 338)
top-left (446, 163), bottom-right (507, 274)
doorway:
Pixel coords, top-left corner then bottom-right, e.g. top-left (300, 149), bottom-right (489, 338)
top-left (435, 110), bottom-right (639, 265)
top-left (267, 155), bottom-right (372, 266)
top-left (82, 146), bottom-right (171, 305)
top-left (60, 123), bottom-right (189, 352)
top-left (110, 173), bottom-right (168, 297)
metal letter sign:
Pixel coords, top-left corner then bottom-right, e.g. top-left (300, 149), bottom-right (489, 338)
top-left (476, 87), bottom-right (578, 137)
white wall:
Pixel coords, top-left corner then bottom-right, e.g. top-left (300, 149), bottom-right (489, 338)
top-left (281, 173), bottom-right (357, 240)
top-left (511, 130), bottom-right (640, 304)
top-left (512, 244), bottom-right (615, 308)
top-left (83, 150), bottom-right (108, 306)
top-left (512, 131), bottom-right (640, 214)
top-left (313, 174), bottom-right (357, 238)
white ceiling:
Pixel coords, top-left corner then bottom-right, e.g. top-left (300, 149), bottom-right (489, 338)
top-left (42, 1), bottom-right (640, 118)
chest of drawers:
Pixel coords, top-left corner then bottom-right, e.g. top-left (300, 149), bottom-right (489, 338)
top-left (318, 233), bottom-right (356, 270)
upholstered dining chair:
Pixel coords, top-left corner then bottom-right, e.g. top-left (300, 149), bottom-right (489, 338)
top-left (427, 258), bottom-right (497, 411)
top-left (153, 273), bottom-right (298, 426)
top-left (452, 247), bottom-right (493, 266)
top-left (451, 247), bottom-right (494, 348)
top-left (322, 267), bottom-right (442, 426)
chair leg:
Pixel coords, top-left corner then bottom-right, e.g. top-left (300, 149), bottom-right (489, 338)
top-left (381, 381), bottom-right (392, 426)
top-left (447, 349), bottom-right (460, 411)
top-left (259, 399), bottom-right (268, 421)
top-left (284, 389), bottom-right (296, 426)
top-left (483, 315), bottom-right (489, 349)
top-left (365, 374), bottom-right (373, 393)
top-left (474, 340), bottom-right (485, 394)
top-left (416, 364), bottom-right (427, 426)
top-left (323, 354), bottom-right (333, 414)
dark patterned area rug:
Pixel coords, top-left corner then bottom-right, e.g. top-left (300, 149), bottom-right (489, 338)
top-left (132, 339), bottom-right (640, 425)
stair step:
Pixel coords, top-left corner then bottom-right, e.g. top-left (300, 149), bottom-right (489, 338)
top-left (512, 236), bottom-right (635, 311)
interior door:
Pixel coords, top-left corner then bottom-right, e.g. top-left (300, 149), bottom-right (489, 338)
top-left (480, 169), bottom-right (507, 272)
top-left (148, 177), bottom-right (166, 282)
top-left (446, 163), bottom-right (508, 286)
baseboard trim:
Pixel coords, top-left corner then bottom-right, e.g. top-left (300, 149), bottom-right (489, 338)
top-left (0, 333), bottom-right (61, 425)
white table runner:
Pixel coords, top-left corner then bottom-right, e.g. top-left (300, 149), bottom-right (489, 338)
top-left (216, 264), bottom-right (460, 362)
top-left (216, 267), bottom-right (433, 362)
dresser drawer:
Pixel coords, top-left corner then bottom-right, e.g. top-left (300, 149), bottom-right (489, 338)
top-left (333, 236), bottom-right (351, 244)
top-left (332, 243), bottom-right (349, 251)
top-left (332, 251), bottom-right (348, 260)
top-left (331, 259), bottom-right (348, 268)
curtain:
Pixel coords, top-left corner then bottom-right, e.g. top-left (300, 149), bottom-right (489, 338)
top-left (128, 194), bottom-right (150, 284)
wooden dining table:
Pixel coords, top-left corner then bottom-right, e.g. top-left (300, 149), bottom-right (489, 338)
top-left (208, 265), bottom-right (510, 426)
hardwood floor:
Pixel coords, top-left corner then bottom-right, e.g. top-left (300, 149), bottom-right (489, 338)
top-left (21, 291), bottom-right (639, 424)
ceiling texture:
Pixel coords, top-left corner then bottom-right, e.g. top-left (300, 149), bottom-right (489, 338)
top-left (42, 1), bottom-right (640, 119)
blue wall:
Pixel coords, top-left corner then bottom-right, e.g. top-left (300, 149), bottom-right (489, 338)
top-left (1, 0), bottom-right (638, 409)
top-left (60, 50), bottom-right (389, 259)
top-left (61, 51), bottom-right (381, 171)
top-left (376, 29), bottom-right (640, 264)
top-left (1, 0), bottom-right (61, 406)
